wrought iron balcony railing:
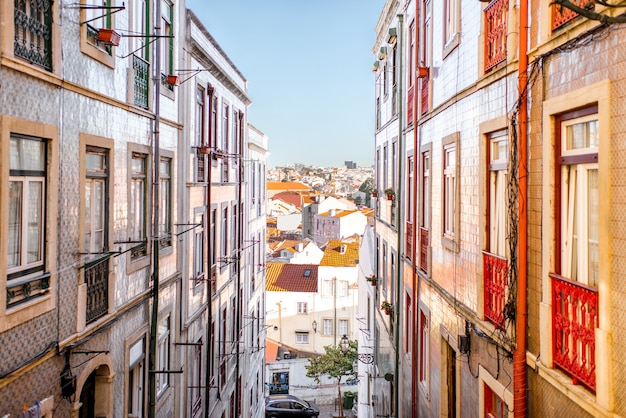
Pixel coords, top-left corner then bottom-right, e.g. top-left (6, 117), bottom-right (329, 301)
top-left (405, 221), bottom-right (413, 261)
top-left (133, 54), bottom-right (150, 109)
top-left (484, 0), bottom-right (508, 72)
top-left (551, 273), bottom-right (597, 391)
top-left (482, 251), bottom-right (508, 328)
top-left (420, 73), bottom-right (429, 116)
top-left (85, 257), bottom-right (109, 324)
top-left (14, 0), bottom-right (53, 70)
top-left (419, 227), bottom-right (429, 273)
top-left (552, 0), bottom-right (595, 31)
top-left (407, 85), bottom-right (414, 126)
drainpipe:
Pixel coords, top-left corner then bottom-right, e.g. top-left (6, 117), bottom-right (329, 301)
top-left (204, 96), bottom-right (214, 418)
top-left (513, 0), bottom-right (528, 416)
top-left (411, 1), bottom-right (420, 416)
top-left (394, 13), bottom-right (405, 418)
top-left (148, 0), bottom-right (162, 416)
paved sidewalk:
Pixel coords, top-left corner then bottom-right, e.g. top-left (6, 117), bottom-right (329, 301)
top-left (317, 403), bottom-right (355, 418)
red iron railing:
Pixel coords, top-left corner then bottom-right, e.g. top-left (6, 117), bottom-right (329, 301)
top-left (482, 251), bottom-right (508, 328)
top-left (406, 221), bottom-right (413, 260)
top-left (484, 0), bottom-right (508, 72)
top-left (407, 85), bottom-right (414, 125)
top-left (419, 227), bottom-right (429, 273)
top-left (552, 0), bottom-right (595, 31)
top-left (551, 273), bottom-right (598, 391)
top-left (420, 73), bottom-right (429, 116)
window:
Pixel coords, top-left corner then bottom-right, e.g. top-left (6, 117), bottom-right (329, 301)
top-left (222, 103), bottom-right (230, 152)
top-left (383, 144), bottom-right (389, 191)
top-left (161, 0), bottom-right (174, 90)
top-left (191, 339), bottom-right (202, 416)
top-left (209, 89), bottom-right (218, 150)
top-left (405, 294), bottom-right (412, 353)
top-left (338, 280), bottom-right (348, 297)
top-left (488, 130), bottom-right (508, 256)
top-left (81, 0), bottom-right (117, 65)
top-left (442, 134), bottom-right (460, 251)
top-left (8, 136), bottom-right (46, 276)
top-left (128, 337), bottom-right (145, 418)
top-left (338, 319), bottom-right (348, 337)
top-left (195, 86), bottom-right (207, 182)
top-left (83, 146), bottom-right (110, 324)
top-left (210, 209), bottom-right (217, 267)
top-left (558, 112), bottom-right (599, 287)
top-left (419, 309), bottom-right (429, 392)
top-left (297, 302), bottom-right (308, 314)
top-left (130, 153), bottom-right (148, 259)
top-left (391, 44), bottom-right (398, 115)
top-left (159, 158), bottom-right (172, 248)
top-left (484, 0), bottom-right (508, 73)
top-left (322, 280), bottom-right (333, 297)
top-left (419, 146), bottom-right (432, 272)
top-left (231, 204), bottom-right (238, 253)
top-left (444, 0), bottom-right (460, 52)
top-left (484, 383), bottom-right (508, 418)
top-left (322, 319), bottom-right (333, 335)
top-left (156, 316), bottom-right (170, 397)
top-left (14, 0), bottom-right (53, 70)
top-left (221, 207), bottom-right (228, 260)
top-left (193, 212), bottom-right (205, 285)
top-left (7, 135), bottom-right (49, 307)
top-left (295, 332), bottom-right (309, 344)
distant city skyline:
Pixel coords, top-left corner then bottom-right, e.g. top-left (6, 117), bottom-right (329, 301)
top-left (186, 0), bottom-right (384, 168)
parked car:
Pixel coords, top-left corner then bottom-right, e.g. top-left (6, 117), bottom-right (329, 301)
top-left (265, 394), bottom-right (320, 417)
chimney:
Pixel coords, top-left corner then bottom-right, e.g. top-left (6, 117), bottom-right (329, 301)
top-left (329, 209), bottom-right (336, 217)
top-left (296, 243), bottom-right (304, 252)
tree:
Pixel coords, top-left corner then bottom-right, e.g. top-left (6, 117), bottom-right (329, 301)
top-left (305, 340), bottom-right (357, 417)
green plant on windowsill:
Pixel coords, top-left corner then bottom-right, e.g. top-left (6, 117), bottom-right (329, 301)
top-left (366, 275), bottom-right (378, 286)
top-left (381, 300), bottom-right (393, 315)
top-left (384, 188), bottom-right (395, 200)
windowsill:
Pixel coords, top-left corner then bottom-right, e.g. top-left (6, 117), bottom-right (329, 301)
top-left (441, 234), bottom-right (459, 252)
top-left (2, 292), bottom-right (54, 333)
top-left (443, 32), bottom-right (460, 59)
top-left (160, 78), bottom-right (175, 100)
top-left (80, 37), bottom-right (115, 69)
top-left (127, 253), bottom-right (150, 275)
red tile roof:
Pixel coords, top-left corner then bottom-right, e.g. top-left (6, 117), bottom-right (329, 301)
top-left (267, 181), bottom-right (311, 191)
top-left (266, 263), bottom-right (318, 292)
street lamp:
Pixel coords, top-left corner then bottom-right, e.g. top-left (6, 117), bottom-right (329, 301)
top-left (339, 334), bottom-right (350, 354)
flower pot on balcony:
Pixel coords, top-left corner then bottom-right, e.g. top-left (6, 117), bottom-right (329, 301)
top-left (417, 66), bottom-right (429, 78)
top-left (97, 28), bottom-right (121, 46)
top-left (381, 301), bottom-right (393, 316)
top-left (197, 146), bottom-right (210, 155)
top-left (371, 191), bottom-right (378, 198)
top-left (366, 275), bottom-right (378, 286)
top-left (166, 75), bottom-right (179, 86)
top-left (384, 189), bottom-right (395, 201)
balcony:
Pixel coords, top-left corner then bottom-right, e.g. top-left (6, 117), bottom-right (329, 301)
top-left (85, 258), bottom-right (109, 324)
top-left (407, 85), bottom-right (414, 125)
top-left (14, 0), bottom-right (53, 70)
top-left (133, 54), bottom-right (150, 109)
top-left (484, 0), bottom-right (508, 73)
top-left (419, 227), bottom-right (429, 273)
top-left (552, 0), bottom-right (595, 31)
top-left (420, 73), bottom-right (429, 116)
top-left (482, 251), bottom-right (508, 329)
top-left (405, 221), bottom-right (413, 261)
top-left (551, 273), bottom-right (597, 391)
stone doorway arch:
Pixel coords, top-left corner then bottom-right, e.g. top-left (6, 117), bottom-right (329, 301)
top-left (71, 355), bottom-right (115, 418)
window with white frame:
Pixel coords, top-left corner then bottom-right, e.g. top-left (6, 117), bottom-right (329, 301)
top-left (128, 337), bottom-right (145, 418)
top-left (7, 135), bottom-right (48, 307)
top-left (191, 339), bottom-right (202, 416)
top-left (221, 206), bottom-right (228, 259)
top-left (160, 0), bottom-right (174, 89)
top-left (130, 153), bottom-right (148, 259)
top-left (159, 158), bottom-right (172, 248)
top-left (322, 319), bottom-right (333, 335)
top-left (559, 112), bottom-right (599, 287)
top-left (419, 308), bottom-right (429, 393)
top-left (338, 280), bottom-right (348, 297)
top-left (156, 316), bottom-right (170, 397)
top-left (322, 279), bottom-right (333, 297)
top-left (295, 332), bottom-right (309, 344)
top-left (338, 319), bottom-right (348, 337)
top-left (193, 212), bottom-right (204, 285)
top-left (297, 302), bottom-right (308, 314)
top-left (442, 133), bottom-right (459, 250)
top-left (444, 0), bottom-right (459, 49)
top-left (84, 148), bottom-right (108, 260)
top-left (195, 85), bottom-right (207, 182)
top-left (488, 130), bottom-right (508, 256)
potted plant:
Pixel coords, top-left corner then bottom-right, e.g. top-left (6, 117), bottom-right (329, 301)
top-left (384, 188), bottom-right (395, 201)
top-left (381, 301), bottom-right (393, 316)
top-left (197, 145), bottom-right (210, 155)
top-left (371, 189), bottom-right (379, 198)
top-left (366, 275), bottom-right (378, 286)
top-left (97, 28), bottom-right (121, 46)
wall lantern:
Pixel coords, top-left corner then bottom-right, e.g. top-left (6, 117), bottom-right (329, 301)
top-left (312, 320), bottom-right (317, 334)
top-left (339, 334), bottom-right (350, 354)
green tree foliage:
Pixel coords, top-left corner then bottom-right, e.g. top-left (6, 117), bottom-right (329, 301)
top-left (305, 340), bottom-right (358, 417)
top-left (359, 178), bottom-right (375, 194)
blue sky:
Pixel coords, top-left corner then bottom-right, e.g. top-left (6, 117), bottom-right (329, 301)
top-left (185, 0), bottom-right (384, 168)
